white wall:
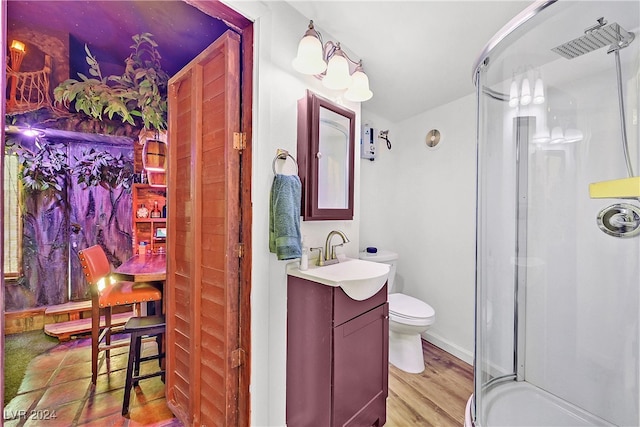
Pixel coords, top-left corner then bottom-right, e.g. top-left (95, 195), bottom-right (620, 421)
top-left (361, 94), bottom-right (478, 363)
top-left (225, 2), bottom-right (362, 425)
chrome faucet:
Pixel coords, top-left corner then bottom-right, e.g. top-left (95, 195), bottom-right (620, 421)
top-left (320, 230), bottom-right (350, 266)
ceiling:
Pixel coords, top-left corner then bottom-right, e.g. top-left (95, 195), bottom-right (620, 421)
top-left (8, 1), bottom-right (535, 123)
top-left (287, 1), bottom-right (535, 122)
top-left (7, 1), bottom-right (230, 77)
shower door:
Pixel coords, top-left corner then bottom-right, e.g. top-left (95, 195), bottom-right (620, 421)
top-left (473, 1), bottom-right (640, 426)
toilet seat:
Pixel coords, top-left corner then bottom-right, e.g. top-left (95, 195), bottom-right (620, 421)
top-left (389, 293), bottom-right (435, 326)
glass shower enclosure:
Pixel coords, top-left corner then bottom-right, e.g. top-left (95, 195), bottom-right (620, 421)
top-left (470, 1), bottom-right (639, 425)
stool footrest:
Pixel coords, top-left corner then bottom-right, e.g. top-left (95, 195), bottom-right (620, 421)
top-left (132, 370), bottom-right (165, 383)
top-left (138, 353), bottom-right (164, 364)
top-left (97, 337), bottom-right (129, 352)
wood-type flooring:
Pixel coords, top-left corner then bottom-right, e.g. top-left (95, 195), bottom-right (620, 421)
top-left (387, 340), bottom-right (473, 427)
top-left (5, 335), bottom-right (471, 426)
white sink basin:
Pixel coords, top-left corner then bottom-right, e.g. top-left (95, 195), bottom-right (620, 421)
top-left (287, 258), bottom-right (390, 300)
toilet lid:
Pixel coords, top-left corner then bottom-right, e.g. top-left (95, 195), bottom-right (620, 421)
top-left (389, 293), bottom-right (435, 320)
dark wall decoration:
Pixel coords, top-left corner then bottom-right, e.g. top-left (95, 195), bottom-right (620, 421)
top-left (4, 137), bottom-right (133, 312)
top-left (21, 182), bottom-right (69, 309)
top-left (67, 142), bottom-right (133, 301)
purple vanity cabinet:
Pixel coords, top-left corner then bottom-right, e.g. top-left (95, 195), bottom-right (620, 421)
top-left (286, 276), bottom-right (389, 427)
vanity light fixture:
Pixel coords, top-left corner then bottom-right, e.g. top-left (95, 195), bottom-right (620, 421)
top-left (509, 67), bottom-right (545, 108)
top-left (292, 20), bottom-right (373, 102)
top-left (322, 45), bottom-right (352, 90)
top-left (345, 63), bottom-right (373, 102)
top-left (292, 22), bottom-right (327, 75)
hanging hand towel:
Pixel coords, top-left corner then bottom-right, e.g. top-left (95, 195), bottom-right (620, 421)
top-left (269, 174), bottom-right (302, 260)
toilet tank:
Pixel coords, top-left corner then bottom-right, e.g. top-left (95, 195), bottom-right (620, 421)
top-left (359, 250), bottom-right (398, 292)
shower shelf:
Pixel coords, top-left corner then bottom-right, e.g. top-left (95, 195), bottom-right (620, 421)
top-left (589, 176), bottom-right (640, 199)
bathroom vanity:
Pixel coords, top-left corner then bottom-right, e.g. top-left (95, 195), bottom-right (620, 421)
top-left (286, 270), bottom-right (389, 427)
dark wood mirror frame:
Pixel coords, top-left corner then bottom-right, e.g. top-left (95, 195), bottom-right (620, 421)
top-left (297, 90), bottom-right (356, 221)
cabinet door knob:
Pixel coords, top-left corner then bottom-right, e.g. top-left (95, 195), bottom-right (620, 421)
top-left (316, 152), bottom-right (323, 159)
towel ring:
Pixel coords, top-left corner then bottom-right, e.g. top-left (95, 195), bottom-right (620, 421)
top-left (272, 149), bottom-right (298, 175)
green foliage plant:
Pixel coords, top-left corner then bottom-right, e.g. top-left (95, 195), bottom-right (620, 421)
top-left (73, 148), bottom-right (134, 191)
top-left (54, 33), bottom-right (169, 132)
top-left (9, 138), bottom-right (69, 192)
top-left (8, 140), bottom-right (134, 192)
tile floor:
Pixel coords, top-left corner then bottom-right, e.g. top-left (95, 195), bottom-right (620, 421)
top-left (4, 335), bottom-right (182, 426)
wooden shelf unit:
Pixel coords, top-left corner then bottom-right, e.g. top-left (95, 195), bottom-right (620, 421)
top-left (132, 184), bottom-right (167, 254)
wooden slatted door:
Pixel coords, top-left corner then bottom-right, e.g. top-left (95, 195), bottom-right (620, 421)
top-left (166, 30), bottom-right (243, 426)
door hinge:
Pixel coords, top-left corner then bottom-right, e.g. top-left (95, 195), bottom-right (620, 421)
top-left (231, 348), bottom-right (246, 368)
top-left (236, 242), bottom-right (244, 258)
top-left (233, 132), bottom-right (246, 150)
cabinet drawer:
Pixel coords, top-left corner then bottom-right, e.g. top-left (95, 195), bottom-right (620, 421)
top-left (333, 283), bottom-right (387, 326)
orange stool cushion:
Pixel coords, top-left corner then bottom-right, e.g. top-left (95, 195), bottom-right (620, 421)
top-left (99, 282), bottom-right (162, 308)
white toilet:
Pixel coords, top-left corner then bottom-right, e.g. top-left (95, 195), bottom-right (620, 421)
top-left (360, 249), bottom-right (435, 374)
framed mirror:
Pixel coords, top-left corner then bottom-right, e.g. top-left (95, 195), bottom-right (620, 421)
top-left (297, 90), bottom-right (355, 220)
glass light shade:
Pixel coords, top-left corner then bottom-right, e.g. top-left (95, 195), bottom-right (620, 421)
top-left (344, 70), bottom-right (373, 102)
top-left (508, 79), bottom-right (519, 108)
top-left (322, 53), bottom-right (352, 90)
top-left (533, 77), bottom-right (545, 104)
top-left (292, 35), bottom-right (327, 75)
top-left (520, 77), bottom-right (532, 105)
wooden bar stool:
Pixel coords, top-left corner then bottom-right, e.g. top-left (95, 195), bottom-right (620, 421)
top-left (122, 315), bottom-right (166, 416)
top-left (78, 245), bottom-right (162, 384)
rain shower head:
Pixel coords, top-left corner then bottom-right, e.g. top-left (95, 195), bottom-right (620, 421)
top-left (551, 19), bottom-right (635, 59)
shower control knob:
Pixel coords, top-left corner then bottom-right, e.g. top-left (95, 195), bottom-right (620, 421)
top-left (597, 203), bottom-right (640, 238)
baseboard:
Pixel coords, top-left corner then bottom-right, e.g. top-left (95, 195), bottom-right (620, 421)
top-left (422, 330), bottom-right (474, 365)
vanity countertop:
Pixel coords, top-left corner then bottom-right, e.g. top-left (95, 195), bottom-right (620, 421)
top-left (287, 257), bottom-right (389, 301)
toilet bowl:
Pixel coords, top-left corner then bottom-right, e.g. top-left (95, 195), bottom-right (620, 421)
top-left (360, 250), bottom-right (436, 374)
